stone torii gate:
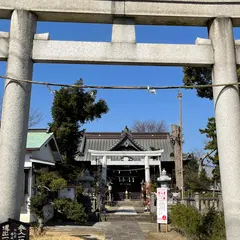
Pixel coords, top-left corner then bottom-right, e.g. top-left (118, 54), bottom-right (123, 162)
top-left (0, 1), bottom-right (240, 239)
top-left (88, 149), bottom-right (164, 183)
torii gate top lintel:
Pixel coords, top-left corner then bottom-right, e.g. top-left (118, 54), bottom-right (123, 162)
top-left (1, 1), bottom-right (240, 26)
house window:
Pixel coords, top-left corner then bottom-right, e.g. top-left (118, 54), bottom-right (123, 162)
top-left (24, 169), bottom-right (29, 194)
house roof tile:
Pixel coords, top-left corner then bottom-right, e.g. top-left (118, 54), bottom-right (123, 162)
top-left (26, 130), bottom-right (54, 149)
top-left (75, 131), bottom-right (174, 162)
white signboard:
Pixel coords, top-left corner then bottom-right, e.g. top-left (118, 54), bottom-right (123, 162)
top-left (59, 187), bottom-right (75, 200)
top-left (157, 188), bottom-right (168, 224)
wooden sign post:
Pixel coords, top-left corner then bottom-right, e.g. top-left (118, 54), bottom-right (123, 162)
top-left (157, 188), bottom-right (168, 233)
top-left (0, 218), bottom-right (30, 240)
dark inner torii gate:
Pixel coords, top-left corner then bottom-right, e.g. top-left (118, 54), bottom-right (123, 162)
top-left (0, 1), bottom-right (240, 239)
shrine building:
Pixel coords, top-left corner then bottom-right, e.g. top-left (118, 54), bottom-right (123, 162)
top-left (76, 126), bottom-right (181, 200)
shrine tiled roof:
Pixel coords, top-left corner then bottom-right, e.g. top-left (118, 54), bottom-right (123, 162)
top-left (108, 131), bottom-right (147, 151)
top-left (75, 131), bottom-right (174, 162)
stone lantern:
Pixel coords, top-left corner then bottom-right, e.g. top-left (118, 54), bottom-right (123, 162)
top-left (78, 169), bottom-right (95, 212)
top-left (157, 169), bottom-right (171, 189)
top-left (79, 169), bottom-right (94, 195)
top-left (107, 182), bottom-right (113, 203)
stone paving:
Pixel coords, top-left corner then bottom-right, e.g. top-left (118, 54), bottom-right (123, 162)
top-left (48, 206), bottom-right (155, 240)
top-left (114, 206), bottom-right (137, 215)
top-left (105, 221), bottom-right (145, 240)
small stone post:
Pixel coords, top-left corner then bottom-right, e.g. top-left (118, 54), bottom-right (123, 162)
top-left (194, 192), bottom-right (200, 211)
top-left (218, 193), bottom-right (224, 212)
top-left (209, 18), bottom-right (240, 239)
top-left (101, 155), bottom-right (107, 182)
top-left (0, 10), bottom-right (36, 222)
top-left (150, 193), bottom-right (156, 213)
top-left (145, 155), bottom-right (151, 184)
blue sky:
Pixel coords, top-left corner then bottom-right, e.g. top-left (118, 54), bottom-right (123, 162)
top-left (1, 20), bottom-right (239, 153)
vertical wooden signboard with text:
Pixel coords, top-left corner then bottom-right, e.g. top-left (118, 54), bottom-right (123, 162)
top-left (0, 218), bottom-right (29, 240)
top-left (157, 188), bottom-right (168, 232)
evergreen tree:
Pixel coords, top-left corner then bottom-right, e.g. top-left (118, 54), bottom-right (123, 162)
top-left (50, 79), bottom-right (109, 163)
top-left (182, 67), bottom-right (213, 100)
top-left (182, 67), bottom-right (240, 100)
top-left (199, 118), bottom-right (219, 181)
top-left (182, 67), bottom-right (240, 181)
top-left (30, 171), bottom-right (87, 232)
top-left (30, 171), bottom-right (67, 232)
top-left (184, 156), bottom-right (211, 193)
top-left (31, 79), bottom-right (108, 228)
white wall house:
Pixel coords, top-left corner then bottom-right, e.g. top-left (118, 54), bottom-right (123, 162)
top-left (20, 129), bottom-right (62, 223)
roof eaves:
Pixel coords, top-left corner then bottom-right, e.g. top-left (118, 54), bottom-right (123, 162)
top-left (30, 157), bottom-right (55, 166)
top-left (108, 132), bottom-right (146, 151)
top-left (108, 133), bottom-right (126, 150)
top-left (26, 148), bottom-right (40, 151)
top-left (28, 128), bottom-right (49, 132)
top-left (127, 134), bottom-right (146, 151)
top-left (50, 135), bottom-right (63, 162)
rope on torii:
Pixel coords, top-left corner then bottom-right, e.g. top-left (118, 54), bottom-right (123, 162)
top-left (0, 75), bottom-right (239, 91)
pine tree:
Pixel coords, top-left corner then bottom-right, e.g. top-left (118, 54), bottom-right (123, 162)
top-left (182, 67), bottom-right (240, 181)
top-left (50, 78), bottom-right (109, 163)
top-left (199, 118), bottom-right (219, 181)
top-left (182, 67), bottom-right (240, 100)
top-left (184, 156), bottom-right (211, 193)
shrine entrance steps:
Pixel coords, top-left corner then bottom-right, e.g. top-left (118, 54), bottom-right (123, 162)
top-left (115, 200), bottom-right (144, 208)
top-left (102, 204), bottom-right (157, 240)
top-left (100, 203), bottom-right (151, 222)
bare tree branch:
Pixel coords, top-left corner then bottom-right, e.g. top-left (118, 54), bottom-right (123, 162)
top-left (0, 97), bottom-right (43, 128)
top-left (192, 148), bottom-right (205, 160)
top-left (28, 108), bottom-right (43, 128)
top-left (131, 120), bottom-right (168, 132)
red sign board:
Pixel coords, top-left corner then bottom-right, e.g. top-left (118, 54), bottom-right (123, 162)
top-left (157, 188), bottom-right (168, 224)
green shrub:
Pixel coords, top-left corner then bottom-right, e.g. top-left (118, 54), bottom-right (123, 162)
top-left (170, 204), bottom-right (202, 239)
top-left (30, 171), bottom-right (68, 223)
top-left (170, 204), bottom-right (226, 240)
top-left (53, 198), bottom-right (87, 223)
top-left (201, 208), bottom-right (226, 240)
top-left (49, 177), bottom-right (67, 191)
top-left (30, 193), bottom-right (48, 219)
top-left (30, 193), bottom-right (48, 234)
top-left (76, 185), bottom-right (84, 196)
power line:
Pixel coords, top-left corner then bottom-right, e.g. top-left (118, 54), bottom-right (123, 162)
top-left (0, 75), bottom-right (239, 91)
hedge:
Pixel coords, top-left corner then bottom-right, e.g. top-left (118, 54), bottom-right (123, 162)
top-left (170, 204), bottom-right (226, 240)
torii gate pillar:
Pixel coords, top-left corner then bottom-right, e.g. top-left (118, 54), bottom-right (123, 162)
top-left (0, 10), bottom-right (36, 222)
top-left (101, 155), bottom-right (107, 182)
top-left (209, 18), bottom-right (240, 239)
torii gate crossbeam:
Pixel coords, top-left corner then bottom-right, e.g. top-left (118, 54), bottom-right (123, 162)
top-left (2, 0), bottom-right (240, 26)
top-left (88, 149), bottom-right (164, 183)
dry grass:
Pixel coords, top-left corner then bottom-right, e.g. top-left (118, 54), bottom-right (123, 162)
top-left (146, 231), bottom-right (186, 240)
top-left (30, 231), bottom-right (105, 240)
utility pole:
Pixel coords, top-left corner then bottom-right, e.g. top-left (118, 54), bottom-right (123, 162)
top-left (177, 90), bottom-right (184, 200)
